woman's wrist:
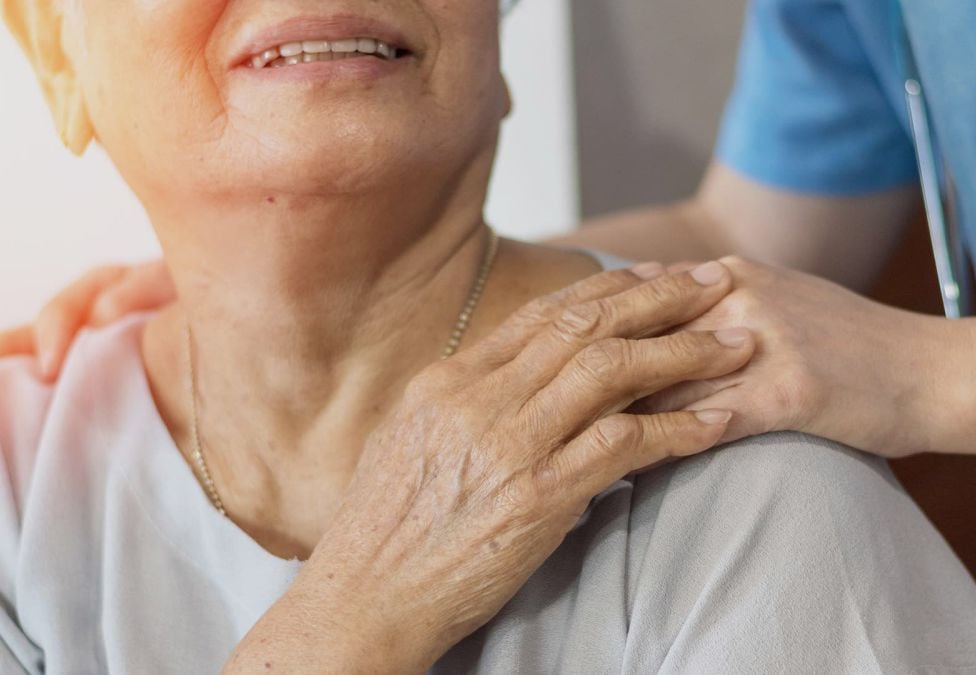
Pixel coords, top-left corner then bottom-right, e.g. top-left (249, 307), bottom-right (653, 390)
top-left (224, 577), bottom-right (420, 675)
top-left (912, 316), bottom-right (976, 456)
top-left (224, 535), bottom-right (446, 674)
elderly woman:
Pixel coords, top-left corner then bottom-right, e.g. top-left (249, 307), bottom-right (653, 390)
top-left (2, 0), bottom-right (976, 673)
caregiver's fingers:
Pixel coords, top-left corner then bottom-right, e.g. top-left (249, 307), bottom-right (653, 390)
top-left (506, 262), bottom-right (735, 393)
top-left (90, 260), bottom-right (177, 326)
top-left (548, 410), bottom-right (732, 501)
top-left (471, 263), bottom-right (665, 365)
top-left (0, 325), bottom-right (36, 357)
top-left (525, 329), bottom-right (754, 440)
top-left (34, 266), bottom-right (128, 380)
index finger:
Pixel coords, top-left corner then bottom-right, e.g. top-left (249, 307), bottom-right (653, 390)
top-left (501, 261), bottom-right (734, 392)
top-left (467, 263), bottom-right (666, 366)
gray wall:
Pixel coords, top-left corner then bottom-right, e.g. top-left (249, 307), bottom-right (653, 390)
top-left (572, 0), bottom-right (748, 217)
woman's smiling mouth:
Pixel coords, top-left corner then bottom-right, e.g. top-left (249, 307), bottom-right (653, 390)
top-left (249, 38), bottom-right (404, 69)
top-left (231, 14), bottom-right (418, 74)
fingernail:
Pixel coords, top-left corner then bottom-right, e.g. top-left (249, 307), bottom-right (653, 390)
top-left (695, 409), bottom-right (733, 425)
top-left (715, 327), bottom-right (750, 348)
top-left (631, 261), bottom-right (665, 280)
top-left (690, 261), bottom-right (726, 286)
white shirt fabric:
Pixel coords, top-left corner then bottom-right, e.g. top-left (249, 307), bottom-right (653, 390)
top-left (1, 310), bottom-right (975, 674)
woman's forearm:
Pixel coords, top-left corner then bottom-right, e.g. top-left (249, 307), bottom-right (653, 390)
top-left (223, 556), bottom-right (433, 674)
top-left (224, 523), bottom-right (461, 675)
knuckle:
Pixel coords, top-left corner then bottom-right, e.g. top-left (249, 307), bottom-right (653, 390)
top-left (405, 364), bottom-right (455, 400)
top-left (575, 338), bottom-right (629, 387)
top-left (661, 331), bottom-right (709, 366)
top-left (531, 460), bottom-right (564, 495)
top-left (514, 294), bottom-right (563, 327)
top-left (724, 289), bottom-right (762, 319)
top-left (642, 273), bottom-right (690, 311)
top-left (658, 414), bottom-right (708, 460)
top-left (552, 300), bottom-right (608, 342)
top-left (563, 269), bottom-right (640, 301)
top-left (589, 268), bottom-right (644, 293)
top-left (774, 361), bottom-right (823, 423)
top-left (641, 414), bottom-right (674, 442)
top-left (501, 477), bottom-right (546, 519)
top-left (590, 415), bottom-right (643, 456)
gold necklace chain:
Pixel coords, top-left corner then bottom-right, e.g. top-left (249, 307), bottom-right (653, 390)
top-left (185, 227), bottom-right (500, 516)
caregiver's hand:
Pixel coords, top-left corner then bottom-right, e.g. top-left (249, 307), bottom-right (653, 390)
top-left (225, 264), bottom-right (756, 674)
top-left (651, 256), bottom-right (976, 458)
top-left (0, 259), bottom-right (175, 379)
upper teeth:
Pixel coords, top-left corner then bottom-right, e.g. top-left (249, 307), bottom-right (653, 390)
top-left (250, 38), bottom-right (397, 68)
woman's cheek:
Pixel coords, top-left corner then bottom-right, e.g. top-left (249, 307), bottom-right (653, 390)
top-left (77, 0), bottom-right (230, 195)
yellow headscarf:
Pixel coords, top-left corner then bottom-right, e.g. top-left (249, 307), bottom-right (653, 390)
top-left (2, 0), bottom-right (93, 154)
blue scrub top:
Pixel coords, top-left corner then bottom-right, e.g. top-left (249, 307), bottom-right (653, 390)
top-left (715, 0), bottom-right (976, 249)
top-left (716, 0), bottom-right (916, 195)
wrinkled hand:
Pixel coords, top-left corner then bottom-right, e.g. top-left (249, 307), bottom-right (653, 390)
top-left (644, 256), bottom-right (971, 459)
top-left (0, 259), bottom-right (175, 378)
top-left (227, 263), bottom-right (756, 674)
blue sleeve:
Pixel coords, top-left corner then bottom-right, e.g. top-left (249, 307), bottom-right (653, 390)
top-left (715, 0), bottom-right (918, 195)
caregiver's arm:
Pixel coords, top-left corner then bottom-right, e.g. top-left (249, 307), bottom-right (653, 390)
top-left (557, 161), bottom-right (921, 292)
top-left (647, 256), bottom-right (976, 459)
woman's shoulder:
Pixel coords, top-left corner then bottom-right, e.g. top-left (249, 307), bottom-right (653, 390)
top-left (0, 315), bottom-right (152, 508)
top-left (455, 434), bottom-right (976, 671)
top-left (622, 432), bottom-right (976, 670)
top-left (0, 354), bottom-right (54, 503)
top-left (623, 432), bottom-right (899, 577)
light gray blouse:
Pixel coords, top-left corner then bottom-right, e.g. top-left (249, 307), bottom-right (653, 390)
top-left (1, 265), bottom-right (975, 673)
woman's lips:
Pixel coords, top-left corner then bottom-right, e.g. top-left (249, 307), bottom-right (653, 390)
top-left (230, 15), bottom-right (415, 70)
top-left (249, 37), bottom-right (401, 69)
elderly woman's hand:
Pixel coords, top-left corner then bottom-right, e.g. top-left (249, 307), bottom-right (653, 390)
top-left (225, 263), bottom-right (756, 674)
top-left (0, 259), bottom-right (175, 378)
top-left (645, 256), bottom-right (976, 459)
